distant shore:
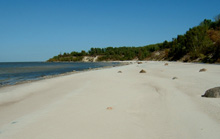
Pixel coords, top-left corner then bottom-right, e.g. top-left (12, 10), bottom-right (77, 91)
top-left (0, 61), bottom-right (220, 139)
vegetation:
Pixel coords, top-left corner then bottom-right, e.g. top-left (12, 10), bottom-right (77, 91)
top-left (48, 44), bottom-right (161, 62)
top-left (48, 14), bottom-right (220, 63)
top-left (167, 14), bottom-right (220, 62)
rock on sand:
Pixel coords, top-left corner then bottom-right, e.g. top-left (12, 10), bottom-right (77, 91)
top-left (202, 87), bottom-right (220, 98)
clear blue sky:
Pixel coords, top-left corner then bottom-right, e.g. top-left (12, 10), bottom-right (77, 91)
top-left (0, 0), bottom-right (220, 62)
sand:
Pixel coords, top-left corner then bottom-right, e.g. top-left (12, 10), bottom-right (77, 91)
top-left (0, 61), bottom-right (220, 139)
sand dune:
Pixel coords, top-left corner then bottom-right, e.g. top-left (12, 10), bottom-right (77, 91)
top-left (0, 61), bottom-right (220, 139)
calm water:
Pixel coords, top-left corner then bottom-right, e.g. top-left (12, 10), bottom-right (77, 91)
top-left (0, 62), bottom-right (120, 87)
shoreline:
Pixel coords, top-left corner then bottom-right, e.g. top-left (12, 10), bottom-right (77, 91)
top-left (0, 61), bottom-right (220, 139)
top-left (0, 61), bottom-right (129, 89)
top-left (1, 60), bottom-right (218, 90)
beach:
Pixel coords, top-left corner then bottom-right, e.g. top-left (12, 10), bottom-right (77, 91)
top-left (0, 61), bottom-right (220, 139)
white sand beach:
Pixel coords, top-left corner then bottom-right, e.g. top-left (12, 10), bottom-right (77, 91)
top-left (0, 61), bottom-right (220, 139)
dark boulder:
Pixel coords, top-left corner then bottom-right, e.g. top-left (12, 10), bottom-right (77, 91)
top-left (202, 87), bottom-right (220, 98)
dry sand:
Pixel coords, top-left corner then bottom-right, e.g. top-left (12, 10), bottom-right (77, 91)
top-left (0, 61), bottom-right (220, 139)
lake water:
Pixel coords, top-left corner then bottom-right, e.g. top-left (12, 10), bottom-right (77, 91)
top-left (0, 62), bottom-right (121, 87)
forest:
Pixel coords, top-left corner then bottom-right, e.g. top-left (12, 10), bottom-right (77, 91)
top-left (48, 14), bottom-right (220, 63)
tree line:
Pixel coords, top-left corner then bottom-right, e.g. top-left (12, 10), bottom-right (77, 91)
top-left (48, 14), bottom-right (220, 63)
top-left (166, 14), bottom-right (220, 62)
top-left (48, 44), bottom-right (161, 62)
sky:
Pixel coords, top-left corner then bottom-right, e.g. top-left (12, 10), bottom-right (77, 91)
top-left (0, 0), bottom-right (220, 62)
